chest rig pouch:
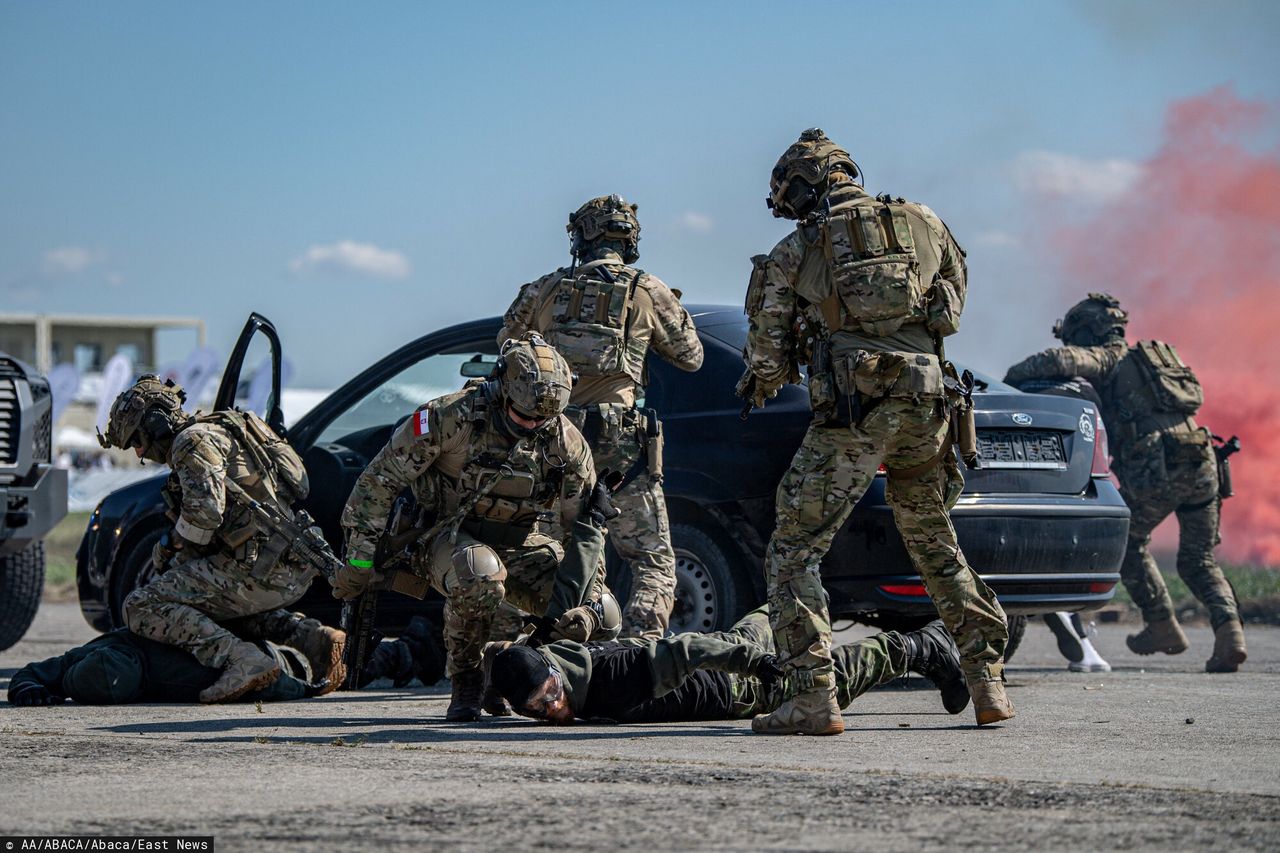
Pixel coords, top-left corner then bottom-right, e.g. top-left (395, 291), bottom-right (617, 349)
top-left (454, 432), bottom-right (563, 548)
top-left (822, 199), bottom-right (923, 336)
top-left (543, 261), bottom-right (644, 382)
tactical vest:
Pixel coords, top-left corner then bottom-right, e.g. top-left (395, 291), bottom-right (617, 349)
top-left (439, 400), bottom-right (565, 548)
top-left (1103, 340), bottom-right (1204, 435)
top-left (809, 197), bottom-right (924, 337)
top-left (540, 260), bottom-right (646, 383)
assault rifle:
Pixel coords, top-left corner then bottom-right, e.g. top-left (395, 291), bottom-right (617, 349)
top-left (340, 496), bottom-right (431, 689)
top-left (1212, 434), bottom-right (1241, 499)
top-left (220, 478), bottom-right (342, 583)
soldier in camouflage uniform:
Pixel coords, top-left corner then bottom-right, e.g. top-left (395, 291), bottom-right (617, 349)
top-left (1005, 294), bottom-right (1247, 672)
top-left (336, 333), bottom-right (623, 721)
top-left (737, 130), bottom-right (1013, 734)
top-left (99, 376), bottom-right (346, 703)
top-left (499, 195), bottom-right (703, 638)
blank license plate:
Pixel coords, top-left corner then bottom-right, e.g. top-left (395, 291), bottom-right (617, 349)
top-left (977, 430), bottom-right (1067, 469)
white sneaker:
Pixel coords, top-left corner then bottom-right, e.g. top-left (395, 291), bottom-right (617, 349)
top-left (1067, 637), bottom-right (1111, 673)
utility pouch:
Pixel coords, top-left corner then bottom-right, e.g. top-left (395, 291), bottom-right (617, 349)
top-left (643, 409), bottom-right (664, 480)
top-left (1134, 340), bottom-right (1203, 416)
top-left (924, 275), bottom-right (963, 338)
top-left (943, 361), bottom-right (979, 469)
top-left (219, 516), bottom-right (260, 550)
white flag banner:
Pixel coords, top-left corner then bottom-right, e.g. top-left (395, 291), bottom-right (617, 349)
top-left (245, 355), bottom-right (294, 417)
top-left (95, 354), bottom-right (134, 434)
top-left (178, 346), bottom-right (222, 408)
top-left (47, 363), bottom-right (81, 425)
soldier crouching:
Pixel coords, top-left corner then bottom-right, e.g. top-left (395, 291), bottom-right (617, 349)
top-left (334, 333), bottom-right (623, 721)
top-left (98, 376), bottom-right (345, 704)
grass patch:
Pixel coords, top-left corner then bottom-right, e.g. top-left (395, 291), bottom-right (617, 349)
top-left (43, 512), bottom-right (90, 595)
top-left (1111, 561), bottom-right (1280, 622)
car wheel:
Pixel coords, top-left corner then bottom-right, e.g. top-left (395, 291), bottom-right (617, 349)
top-left (1003, 614), bottom-right (1028, 663)
top-left (109, 528), bottom-right (166, 628)
top-left (0, 542), bottom-right (46, 651)
top-left (667, 523), bottom-right (747, 634)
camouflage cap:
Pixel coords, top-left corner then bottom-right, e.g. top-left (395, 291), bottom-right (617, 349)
top-left (500, 333), bottom-right (573, 420)
top-left (567, 194), bottom-right (640, 258)
top-left (767, 128), bottom-right (859, 219)
top-left (1054, 292), bottom-right (1129, 346)
top-left (98, 374), bottom-right (188, 450)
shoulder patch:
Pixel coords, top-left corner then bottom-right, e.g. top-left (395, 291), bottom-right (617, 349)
top-left (413, 409), bottom-right (431, 436)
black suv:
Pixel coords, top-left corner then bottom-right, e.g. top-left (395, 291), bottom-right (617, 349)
top-left (78, 310), bottom-right (1128, 647)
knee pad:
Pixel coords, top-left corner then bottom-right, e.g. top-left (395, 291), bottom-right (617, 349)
top-left (590, 591), bottom-right (623, 640)
top-left (448, 543), bottom-right (508, 591)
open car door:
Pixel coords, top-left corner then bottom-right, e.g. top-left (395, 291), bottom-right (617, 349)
top-left (212, 312), bottom-right (287, 437)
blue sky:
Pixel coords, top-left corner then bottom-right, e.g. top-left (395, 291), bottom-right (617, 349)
top-left (2, 1), bottom-right (1277, 386)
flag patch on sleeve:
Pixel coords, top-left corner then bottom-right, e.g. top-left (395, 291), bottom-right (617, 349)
top-left (413, 410), bottom-right (430, 436)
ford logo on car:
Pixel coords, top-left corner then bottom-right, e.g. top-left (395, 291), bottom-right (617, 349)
top-left (1012, 413), bottom-right (1033, 425)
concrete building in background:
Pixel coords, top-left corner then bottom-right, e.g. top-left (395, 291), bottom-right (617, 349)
top-left (0, 313), bottom-right (205, 375)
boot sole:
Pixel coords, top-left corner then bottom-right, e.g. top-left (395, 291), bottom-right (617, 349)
top-left (1206, 649), bottom-right (1247, 673)
top-left (975, 707), bottom-right (1016, 726)
top-left (750, 719), bottom-right (846, 736)
top-left (1126, 641), bottom-right (1189, 656)
top-left (199, 664), bottom-right (282, 704)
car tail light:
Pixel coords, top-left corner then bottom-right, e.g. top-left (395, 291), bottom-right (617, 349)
top-left (879, 583), bottom-right (928, 597)
top-left (1088, 581), bottom-right (1117, 594)
top-left (1090, 412), bottom-right (1111, 477)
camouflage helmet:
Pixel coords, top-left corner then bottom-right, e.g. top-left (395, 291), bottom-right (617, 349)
top-left (567, 194), bottom-right (640, 262)
top-left (98, 374), bottom-right (188, 452)
top-left (498, 333), bottom-right (573, 422)
top-left (767, 128), bottom-right (861, 220)
top-left (1053, 292), bottom-right (1130, 346)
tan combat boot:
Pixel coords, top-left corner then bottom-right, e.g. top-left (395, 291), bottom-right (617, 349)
top-left (445, 669), bottom-right (485, 722)
top-left (751, 672), bottom-right (844, 736)
top-left (480, 641), bottom-right (514, 717)
top-left (1205, 620), bottom-right (1247, 673)
top-left (967, 663), bottom-right (1016, 726)
top-left (1125, 617), bottom-right (1189, 656)
top-left (199, 641), bottom-right (282, 704)
top-left (286, 618), bottom-right (347, 695)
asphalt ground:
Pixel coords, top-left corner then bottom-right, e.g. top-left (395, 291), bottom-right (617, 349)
top-left (2, 603), bottom-right (1278, 851)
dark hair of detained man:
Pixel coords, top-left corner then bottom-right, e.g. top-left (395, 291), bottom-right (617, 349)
top-left (486, 607), bottom-right (967, 725)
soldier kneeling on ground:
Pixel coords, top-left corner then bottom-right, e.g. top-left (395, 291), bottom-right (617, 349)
top-left (97, 376), bottom-right (347, 703)
top-left (7, 614), bottom-right (444, 706)
top-left (484, 607), bottom-right (967, 726)
top-left (336, 333), bottom-right (625, 721)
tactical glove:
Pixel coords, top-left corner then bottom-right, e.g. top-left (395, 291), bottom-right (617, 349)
top-left (587, 469), bottom-right (623, 528)
top-left (9, 683), bottom-right (65, 707)
top-left (750, 654), bottom-right (786, 688)
top-left (551, 606), bottom-right (602, 643)
top-left (151, 531), bottom-right (177, 573)
top-left (332, 562), bottom-right (383, 601)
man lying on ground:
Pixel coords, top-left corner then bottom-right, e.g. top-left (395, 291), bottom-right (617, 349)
top-left (486, 607), bottom-right (968, 725)
top-left (8, 612), bottom-right (446, 707)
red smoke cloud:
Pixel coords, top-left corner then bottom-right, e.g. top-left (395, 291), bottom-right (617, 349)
top-left (1054, 86), bottom-right (1280, 565)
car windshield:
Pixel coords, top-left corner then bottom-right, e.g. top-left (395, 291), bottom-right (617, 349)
top-left (316, 347), bottom-right (498, 444)
top-left (698, 318), bottom-right (1014, 392)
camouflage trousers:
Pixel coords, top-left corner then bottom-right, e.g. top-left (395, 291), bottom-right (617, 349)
top-left (765, 399), bottom-right (1008, 682)
top-left (573, 404), bottom-right (676, 639)
top-left (123, 548), bottom-right (314, 669)
top-left (1118, 443), bottom-right (1239, 629)
top-left (651, 607), bottom-right (908, 717)
top-left (417, 530), bottom-right (608, 677)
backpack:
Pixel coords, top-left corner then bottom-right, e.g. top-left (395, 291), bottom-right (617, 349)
top-left (822, 198), bottom-right (924, 337)
top-left (1132, 340), bottom-right (1203, 416)
top-left (541, 261), bottom-right (644, 381)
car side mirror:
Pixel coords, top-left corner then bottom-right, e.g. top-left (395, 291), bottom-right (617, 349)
top-left (460, 356), bottom-right (498, 378)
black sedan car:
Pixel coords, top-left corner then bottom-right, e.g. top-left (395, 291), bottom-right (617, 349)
top-left (78, 308), bottom-right (1128, 651)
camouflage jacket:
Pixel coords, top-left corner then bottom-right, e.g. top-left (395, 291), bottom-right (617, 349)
top-left (341, 384), bottom-right (596, 567)
top-left (165, 419), bottom-right (308, 547)
top-left (742, 185), bottom-right (967, 401)
top-left (1004, 340), bottom-right (1203, 447)
top-left (498, 248), bottom-right (703, 407)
